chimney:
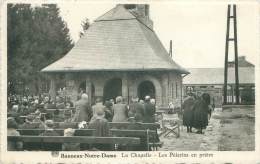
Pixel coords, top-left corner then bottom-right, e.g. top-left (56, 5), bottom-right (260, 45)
top-left (123, 4), bottom-right (153, 29)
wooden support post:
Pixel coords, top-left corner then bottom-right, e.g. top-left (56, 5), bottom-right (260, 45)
top-left (223, 4), bottom-right (240, 105)
top-left (233, 5), bottom-right (240, 104)
top-left (231, 85), bottom-right (234, 104)
top-left (223, 5), bottom-right (231, 105)
top-left (122, 73), bottom-right (129, 104)
top-left (169, 40), bottom-right (172, 58)
top-left (85, 76), bottom-right (92, 104)
top-left (49, 74), bottom-right (56, 102)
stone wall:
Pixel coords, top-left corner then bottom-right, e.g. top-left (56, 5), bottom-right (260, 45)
top-left (49, 71), bottom-right (183, 107)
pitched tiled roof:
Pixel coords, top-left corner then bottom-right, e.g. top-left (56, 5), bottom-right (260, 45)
top-left (183, 67), bottom-right (255, 85)
top-left (42, 5), bottom-right (188, 73)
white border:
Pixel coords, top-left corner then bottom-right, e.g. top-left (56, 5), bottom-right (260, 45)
top-left (1, 0), bottom-right (260, 163)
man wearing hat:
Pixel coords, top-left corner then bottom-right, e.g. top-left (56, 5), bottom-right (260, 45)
top-left (128, 97), bottom-right (144, 122)
top-left (143, 96), bottom-right (156, 123)
top-left (73, 93), bottom-right (92, 122)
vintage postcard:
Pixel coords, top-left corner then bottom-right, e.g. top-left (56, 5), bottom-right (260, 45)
top-left (0, 0), bottom-right (259, 163)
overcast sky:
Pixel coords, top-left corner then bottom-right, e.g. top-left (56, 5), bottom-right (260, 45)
top-left (57, 2), bottom-right (259, 68)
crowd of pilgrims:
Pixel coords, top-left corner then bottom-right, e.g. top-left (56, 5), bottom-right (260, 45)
top-left (7, 93), bottom-right (157, 150)
top-left (7, 91), bottom-right (213, 150)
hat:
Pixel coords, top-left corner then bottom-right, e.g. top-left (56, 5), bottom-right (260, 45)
top-left (45, 120), bottom-right (54, 128)
top-left (26, 115), bottom-right (35, 121)
top-left (64, 128), bottom-right (75, 136)
top-left (115, 96), bottom-right (122, 103)
top-left (150, 98), bottom-right (156, 104)
top-left (132, 97), bottom-right (138, 102)
top-left (7, 117), bottom-right (18, 129)
top-left (12, 105), bottom-right (19, 111)
top-left (145, 96), bottom-right (150, 101)
top-left (35, 110), bottom-right (41, 115)
top-left (81, 93), bottom-right (88, 100)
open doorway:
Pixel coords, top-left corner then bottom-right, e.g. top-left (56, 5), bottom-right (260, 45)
top-left (103, 78), bottom-right (122, 102)
top-left (138, 80), bottom-right (155, 100)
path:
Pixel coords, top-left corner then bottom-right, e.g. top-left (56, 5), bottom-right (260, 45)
top-left (158, 109), bottom-right (222, 151)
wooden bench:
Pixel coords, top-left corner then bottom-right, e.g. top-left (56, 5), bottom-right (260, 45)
top-left (27, 122), bottom-right (160, 130)
top-left (22, 122), bottom-right (162, 149)
top-left (15, 128), bottom-right (162, 151)
top-left (108, 122), bottom-right (160, 130)
top-left (8, 136), bottom-right (140, 151)
top-left (17, 129), bottom-right (95, 136)
top-left (110, 129), bottom-right (162, 151)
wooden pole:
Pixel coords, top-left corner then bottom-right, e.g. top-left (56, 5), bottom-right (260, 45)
top-left (169, 40), bottom-right (172, 58)
top-left (233, 5), bottom-right (240, 104)
top-left (223, 5), bottom-right (231, 105)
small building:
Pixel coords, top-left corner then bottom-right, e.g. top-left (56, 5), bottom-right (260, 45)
top-left (183, 56), bottom-right (255, 107)
top-left (42, 4), bottom-right (188, 107)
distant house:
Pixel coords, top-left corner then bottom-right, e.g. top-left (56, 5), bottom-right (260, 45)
top-left (42, 4), bottom-right (188, 107)
top-left (183, 56), bottom-right (255, 107)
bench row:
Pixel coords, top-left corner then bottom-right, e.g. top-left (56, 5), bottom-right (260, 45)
top-left (20, 122), bottom-right (161, 130)
top-left (10, 129), bottom-right (162, 151)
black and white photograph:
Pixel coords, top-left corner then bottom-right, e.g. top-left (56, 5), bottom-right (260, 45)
top-left (0, 0), bottom-right (259, 163)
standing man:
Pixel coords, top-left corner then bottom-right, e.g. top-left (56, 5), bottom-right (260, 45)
top-left (143, 96), bottom-right (156, 123)
top-left (73, 93), bottom-right (92, 122)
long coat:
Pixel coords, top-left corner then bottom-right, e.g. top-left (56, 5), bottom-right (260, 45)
top-left (128, 102), bottom-right (145, 122)
top-left (182, 96), bottom-right (195, 126)
top-left (90, 103), bottom-right (105, 121)
top-left (192, 98), bottom-right (209, 129)
top-left (73, 99), bottom-right (92, 122)
top-left (88, 118), bottom-right (110, 137)
top-left (143, 102), bottom-right (156, 123)
top-left (112, 104), bottom-right (128, 122)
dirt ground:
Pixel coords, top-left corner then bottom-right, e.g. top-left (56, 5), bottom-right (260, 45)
top-left (158, 106), bottom-right (255, 151)
top-left (217, 106), bottom-right (255, 151)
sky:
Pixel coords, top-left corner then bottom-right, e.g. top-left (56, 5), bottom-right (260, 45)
top-left (57, 1), bottom-right (259, 68)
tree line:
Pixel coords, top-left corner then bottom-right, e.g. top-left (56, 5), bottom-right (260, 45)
top-left (8, 4), bottom-right (90, 95)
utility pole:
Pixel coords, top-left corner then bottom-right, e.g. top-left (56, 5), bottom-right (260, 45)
top-left (169, 40), bottom-right (172, 58)
top-left (223, 4), bottom-right (240, 105)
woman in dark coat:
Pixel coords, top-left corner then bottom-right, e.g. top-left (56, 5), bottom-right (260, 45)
top-left (128, 97), bottom-right (144, 122)
top-left (112, 96), bottom-right (128, 122)
top-left (192, 93), bottom-right (210, 134)
top-left (104, 101), bottom-right (113, 122)
top-left (182, 94), bottom-right (195, 133)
